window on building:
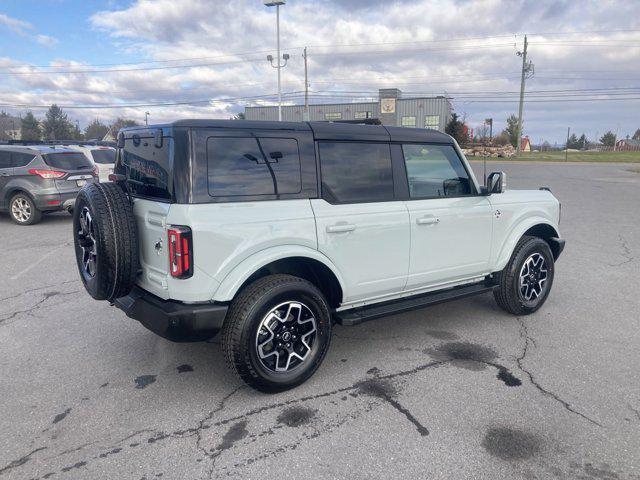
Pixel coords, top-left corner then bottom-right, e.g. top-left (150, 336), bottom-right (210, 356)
top-left (402, 144), bottom-right (472, 198)
top-left (207, 137), bottom-right (301, 197)
top-left (354, 111), bottom-right (372, 119)
top-left (324, 112), bottom-right (342, 121)
top-left (319, 142), bottom-right (394, 203)
top-left (401, 116), bottom-right (417, 128)
top-left (425, 115), bottom-right (440, 130)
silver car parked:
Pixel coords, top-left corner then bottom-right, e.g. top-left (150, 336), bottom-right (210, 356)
top-left (0, 144), bottom-right (97, 225)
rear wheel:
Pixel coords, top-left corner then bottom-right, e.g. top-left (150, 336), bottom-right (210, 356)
top-left (222, 274), bottom-right (332, 392)
top-left (9, 193), bottom-right (42, 225)
top-left (73, 183), bottom-right (139, 301)
top-left (494, 235), bottom-right (555, 315)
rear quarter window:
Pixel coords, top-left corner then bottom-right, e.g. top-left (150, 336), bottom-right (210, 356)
top-left (206, 137), bottom-right (302, 197)
top-left (12, 152), bottom-right (36, 167)
top-left (44, 152), bottom-right (93, 170)
top-left (121, 137), bottom-right (172, 200)
top-left (91, 149), bottom-right (116, 164)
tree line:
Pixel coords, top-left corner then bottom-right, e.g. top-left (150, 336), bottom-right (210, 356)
top-left (8, 105), bottom-right (140, 142)
top-left (445, 112), bottom-right (640, 149)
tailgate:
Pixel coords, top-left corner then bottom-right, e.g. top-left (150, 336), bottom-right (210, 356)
top-left (55, 170), bottom-right (95, 193)
top-left (132, 198), bottom-right (171, 299)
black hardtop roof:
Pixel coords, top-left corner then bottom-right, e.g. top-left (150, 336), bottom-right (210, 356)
top-left (121, 119), bottom-right (454, 143)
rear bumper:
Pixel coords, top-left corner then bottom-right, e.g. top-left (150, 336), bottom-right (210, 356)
top-left (114, 286), bottom-right (228, 342)
top-left (548, 237), bottom-right (566, 260)
top-left (34, 191), bottom-right (78, 211)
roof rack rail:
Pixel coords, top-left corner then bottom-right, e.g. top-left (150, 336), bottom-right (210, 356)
top-left (323, 118), bottom-right (382, 125)
top-left (5, 139), bottom-right (116, 148)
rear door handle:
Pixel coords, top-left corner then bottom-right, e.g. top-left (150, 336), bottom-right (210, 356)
top-left (416, 216), bottom-right (440, 226)
top-left (326, 223), bottom-right (356, 233)
top-left (0, 172), bottom-right (9, 177)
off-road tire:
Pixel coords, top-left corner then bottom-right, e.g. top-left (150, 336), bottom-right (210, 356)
top-left (73, 182), bottom-right (139, 301)
top-left (494, 235), bottom-right (555, 315)
top-left (222, 274), bottom-right (332, 393)
top-left (9, 193), bottom-right (42, 225)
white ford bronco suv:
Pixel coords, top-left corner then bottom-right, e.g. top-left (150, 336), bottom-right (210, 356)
top-left (73, 119), bottom-right (564, 392)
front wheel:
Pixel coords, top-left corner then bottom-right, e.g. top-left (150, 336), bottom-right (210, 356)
top-left (222, 274), bottom-right (332, 392)
top-left (494, 235), bottom-right (555, 315)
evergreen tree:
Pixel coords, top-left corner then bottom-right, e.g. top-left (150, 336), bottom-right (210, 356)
top-left (600, 131), bottom-right (616, 147)
top-left (444, 113), bottom-right (469, 144)
top-left (20, 112), bottom-right (41, 141)
top-left (504, 114), bottom-right (520, 148)
top-left (42, 104), bottom-right (73, 140)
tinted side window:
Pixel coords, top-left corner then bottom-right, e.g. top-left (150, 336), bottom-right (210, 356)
top-left (207, 137), bottom-right (301, 197)
top-left (0, 151), bottom-right (11, 169)
top-left (319, 142), bottom-right (394, 203)
top-left (44, 152), bottom-right (93, 170)
top-left (121, 137), bottom-right (172, 200)
top-left (12, 152), bottom-right (35, 167)
top-left (402, 144), bottom-right (472, 198)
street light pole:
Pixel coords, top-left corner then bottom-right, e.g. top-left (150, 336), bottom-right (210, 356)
top-left (265, 1), bottom-right (287, 121)
top-left (145, 111), bottom-right (150, 126)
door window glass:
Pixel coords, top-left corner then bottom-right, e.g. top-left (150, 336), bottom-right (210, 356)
top-left (0, 151), bottom-right (12, 169)
top-left (402, 144), bottom-right (472, 198)
top-left (207, 137), bottom-right (301, 197)
top-left (319, 142), bottom-right (394, 203)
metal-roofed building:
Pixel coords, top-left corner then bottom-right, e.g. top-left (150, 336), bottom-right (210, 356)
top-left (244, 88), bottom-right (452, 131)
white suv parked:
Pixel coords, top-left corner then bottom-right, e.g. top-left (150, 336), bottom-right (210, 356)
top-left (67, 144), bottom-right (116, 182)
top-left (73, 120), bottom-right (564, 392)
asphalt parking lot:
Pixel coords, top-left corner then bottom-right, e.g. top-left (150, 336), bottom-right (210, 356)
top-left (1, 161), bottom-right (639, 480)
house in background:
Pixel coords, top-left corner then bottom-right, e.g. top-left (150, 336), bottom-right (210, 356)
top-left (520, 136), bottom-right (532, 152)
top-left (615, 138), bottom-right (640, 151)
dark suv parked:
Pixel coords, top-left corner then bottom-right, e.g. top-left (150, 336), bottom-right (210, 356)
top-left (0, 145), bottom-right (97, 225)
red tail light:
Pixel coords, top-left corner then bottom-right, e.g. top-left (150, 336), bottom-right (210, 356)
top-left (167, 226), bottom-right (193, 279)
top-left (28, 169), bottom-right (66, 179)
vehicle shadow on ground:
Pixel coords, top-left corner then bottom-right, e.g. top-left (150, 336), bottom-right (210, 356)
top-left (0, 211), bottom-right (72, 227)
top-left (101, 293), bottom-right (513, 396)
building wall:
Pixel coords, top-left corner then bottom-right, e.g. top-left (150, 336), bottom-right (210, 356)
top-left (245, 91), bottom-right (451, 131)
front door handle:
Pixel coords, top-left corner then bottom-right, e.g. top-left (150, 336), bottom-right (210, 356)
top-left (416, 216), bottom-right (440, 226)
top-left (326, 223), bottom-right (356, 233)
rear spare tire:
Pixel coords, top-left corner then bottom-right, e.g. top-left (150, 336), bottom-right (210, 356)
top-left (73, 183), bottom-right (139, 301)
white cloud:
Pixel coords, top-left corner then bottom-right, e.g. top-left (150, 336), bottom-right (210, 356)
top-left (35, 34), bottom-right (59, 47)
top-left (0, 13), bottom-right (59, 46)
top-left (0, 0), bottom-right (638, 142)
top-left (0, 13), bottom-right (32, 35)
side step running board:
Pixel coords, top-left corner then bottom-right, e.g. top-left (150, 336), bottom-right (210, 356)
top-left (334, 282), bottom-right (496, 326)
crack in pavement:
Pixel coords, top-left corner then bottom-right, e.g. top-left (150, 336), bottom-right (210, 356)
top-left (628, 403), bottom-right (640, 422)
top-left (0, 280), bottom-right (77, 304)
top-left (608, 234), bottom-right (634, 267)
top-left (0, 289), bottom-right (82, 326)
top-left (516, 319), bottom-right (602, 427)
top-left (0, 447), bottom-right (46, 477)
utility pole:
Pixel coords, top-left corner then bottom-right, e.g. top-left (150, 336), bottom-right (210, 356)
top-left (565, 127), bottom-right (570, 162)
top-left (145, 111), bottom-right (149, 126)
top-left (516, 35), bottom-right (534, 154)
top-left (303, 47), bottom-right (309, 121)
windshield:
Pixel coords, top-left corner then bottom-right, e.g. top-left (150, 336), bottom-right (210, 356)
top-left (91, 149), bottom-right (116, 164)
top-left (44, 152), bottom-right (94, 170)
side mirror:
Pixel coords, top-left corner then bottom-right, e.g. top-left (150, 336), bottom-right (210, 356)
top-left (486, 171), bottom-right (507, 194)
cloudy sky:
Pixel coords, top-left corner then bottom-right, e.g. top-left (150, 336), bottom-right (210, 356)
top-left (0, 0), bottom-right (638, 143)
